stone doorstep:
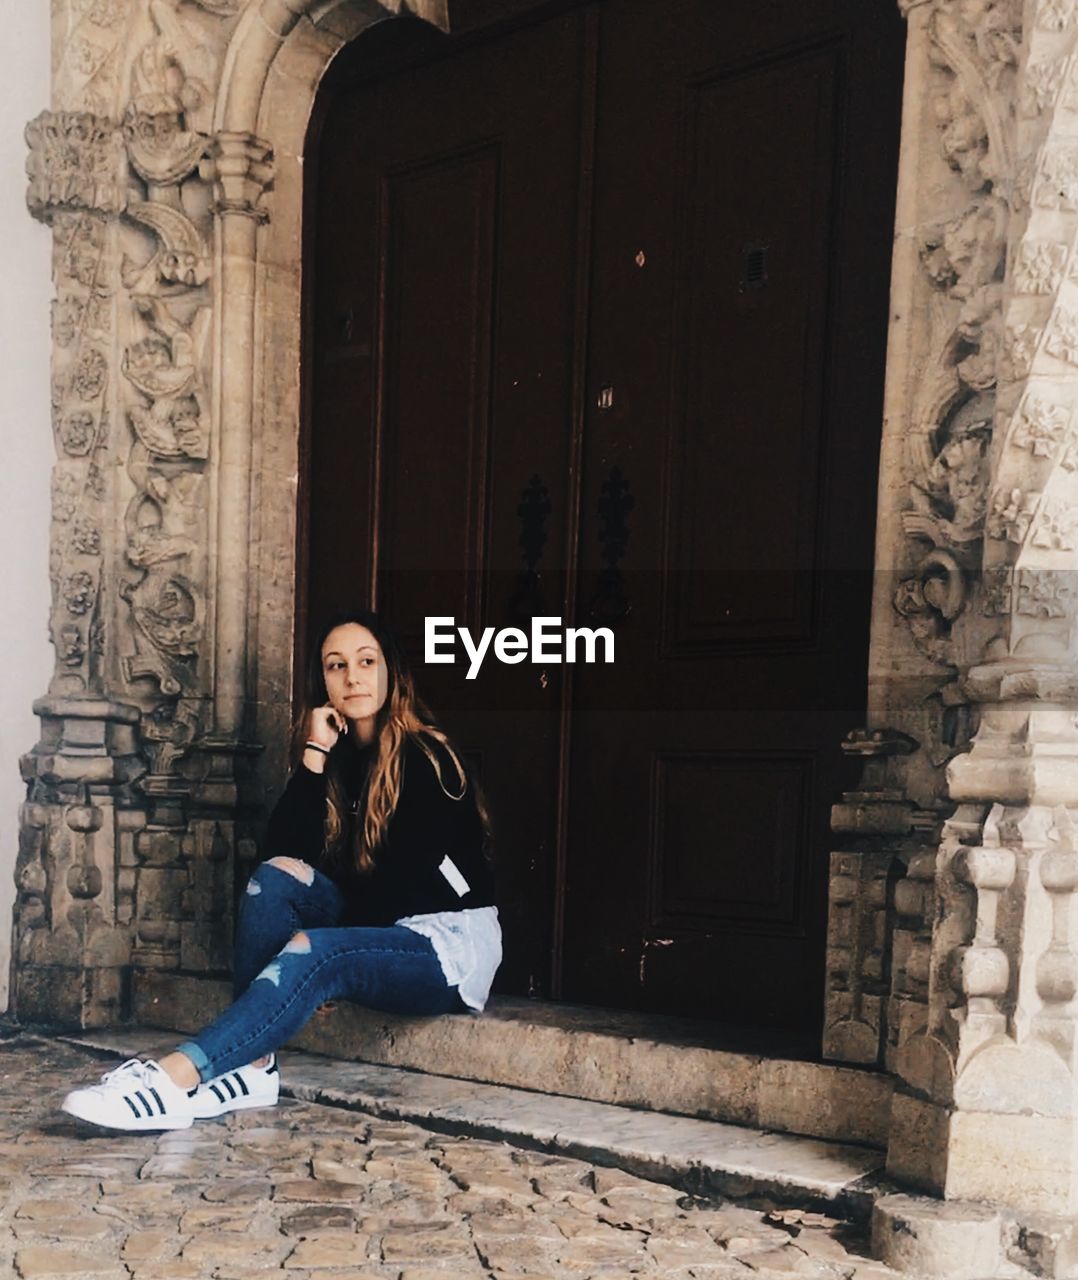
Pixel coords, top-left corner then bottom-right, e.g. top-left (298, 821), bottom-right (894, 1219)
top-left (57, 1025), bottom-right (891, 1225)
top-left (131, 970), bottom-right (893, 1149)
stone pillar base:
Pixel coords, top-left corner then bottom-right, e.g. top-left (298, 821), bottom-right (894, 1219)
top-left (12, 964), bottom-right (124, 1030)
top-left (873, 1191), bottom-right (1078, 1279)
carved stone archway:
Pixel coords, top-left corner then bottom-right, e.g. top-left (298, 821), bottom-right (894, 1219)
top-left (20, 0), bottom-right (1078, 1266)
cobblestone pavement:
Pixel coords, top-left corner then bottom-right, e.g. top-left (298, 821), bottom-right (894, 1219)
top-left (0, 1034), bottom-right (899, 1280)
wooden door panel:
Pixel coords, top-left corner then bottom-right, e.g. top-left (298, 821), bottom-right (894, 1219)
top-left (650, 752), bottom-right (811, 930)
top-left (561, 0), bottom-right (903, 1027)
top-left (665, 47), bottom-right (840, 650)
top-left (378, 145), bottom-right (498, 647)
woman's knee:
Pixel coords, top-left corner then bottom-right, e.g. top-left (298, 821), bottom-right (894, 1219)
top-left (243, 858), bottom-right (315, 898)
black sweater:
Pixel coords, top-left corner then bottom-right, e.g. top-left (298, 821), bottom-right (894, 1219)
top-left (262, 735), bottom-right (495, 927)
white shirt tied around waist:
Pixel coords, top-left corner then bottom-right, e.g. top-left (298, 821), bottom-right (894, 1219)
top-left (396, 905), bottom-right (502, 1012)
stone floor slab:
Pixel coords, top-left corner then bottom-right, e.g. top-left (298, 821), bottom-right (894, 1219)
top-left (64, 1026), bottom-right (886, 1220)
top-left (0, 1028), bottom-right (906, 1280)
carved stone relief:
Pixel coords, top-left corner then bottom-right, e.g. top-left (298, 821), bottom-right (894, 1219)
top-left (16, 0), bottom-right (255, 1022)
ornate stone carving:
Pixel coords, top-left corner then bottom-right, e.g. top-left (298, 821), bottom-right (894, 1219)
top-left (1012, 393), bottom-right (1069, 455)
top-left (123, 201), bottom-right (210, 290)
top-left (25, 112), bottom-right (125, 224)
top-left (123, 0), bottom-right (216, 186)
top-left (1013, 240), bottom-right (1067, 294)
top-left (1038, 0), bottom-right (1078, 32)
top-left (71, 347), bottom-right (109, 401)
top-left (986, 486), bottom-right (1039, 542)
top-left (64, 570), bottom-right (96, 616)
top-left (1001, 323), bottom-right (1040, 381)
top-left (71, 519), bottom-right (102, 557)
top-left (200, 132), bottom-right (274, 221)
top-left (1021, 57), bottom-right (1064, 116)
top-left (1032, 497), bottom-right (1078, 549)
top-left (123, 298), bottom-right (210, 459)
top-left (1038, 145), bottom-right (1078, 213)
top-left (824, 851), bottom-right (899, 1064)
top-left (904, 402), bottom-right (993, 554)
top-left (58, 410), bottom-right (97, 457)
top-left (51, 470), bottom-right (81, 524)
top-left (1045, 308), bottom-right (1078, 364)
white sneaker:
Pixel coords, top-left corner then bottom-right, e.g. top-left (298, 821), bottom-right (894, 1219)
top-left (61, 1058), bottom-right (201, 1132)
top-left (191, 1055), bottom-right (279, 1118)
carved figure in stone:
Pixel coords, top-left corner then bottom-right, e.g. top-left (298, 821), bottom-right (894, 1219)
top-left (894, 550), bottom-right (965, 668)
top-left (124, 469), bottom-right (199, 570)
top-left (127, 574), bottom-right (202, 664)
top-left (123, 297), bottom-right (210, 459)
top-left (123, 0), bottom-right (218, 186)
top-left (122, 451), bottom-right (204, 700)
top-left (904, 399), bottom-right (993, 555)
top-left (933, 82), bottom-right (992, 189)
top-left (920, 200), bottom-right (1006, 299)
top-left (955, 285), bottom-right (1002, 390)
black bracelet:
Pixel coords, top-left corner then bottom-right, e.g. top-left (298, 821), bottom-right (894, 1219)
top-left (304, 741), bottom-right (331, 755)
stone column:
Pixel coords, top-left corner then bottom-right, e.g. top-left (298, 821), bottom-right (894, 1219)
top-left (867, 0), bottom-right (1078, 1224)
top-left (14, 0), bottom-right (264, 1027)
top-left (200, 130), bottom-right (273, 740)
top-left (824, 0), bottom-right (1015, 1071)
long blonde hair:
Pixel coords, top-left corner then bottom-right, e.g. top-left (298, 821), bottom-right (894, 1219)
top-left (292, 610), bottom-right (490, 873)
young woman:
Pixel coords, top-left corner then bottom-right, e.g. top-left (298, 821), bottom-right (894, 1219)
top-left (61, 610), bottom-right (500, 1131)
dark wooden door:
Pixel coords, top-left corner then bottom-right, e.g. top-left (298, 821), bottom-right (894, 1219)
top-left (303, 0), bottom-right (904, 1028)
top-left (560, 0), bottom-right (904, 1028)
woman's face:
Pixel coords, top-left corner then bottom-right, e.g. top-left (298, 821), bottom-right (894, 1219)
top-left (321, 623), bottom-right (389, 731)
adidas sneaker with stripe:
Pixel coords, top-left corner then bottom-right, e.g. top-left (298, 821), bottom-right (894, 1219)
top-left (191, 1055), bottom-right (279, 1118)
top-left (61, 1058), bottom-right (202, 1131)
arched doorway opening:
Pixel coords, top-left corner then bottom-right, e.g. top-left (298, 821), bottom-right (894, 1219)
top-left (298, 0), bottom-right (905, 1031)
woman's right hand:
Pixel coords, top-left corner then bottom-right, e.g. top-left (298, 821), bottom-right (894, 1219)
top-left (303, 705), bottom-right (347, 770)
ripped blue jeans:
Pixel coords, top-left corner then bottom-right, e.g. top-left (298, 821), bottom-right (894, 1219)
top-left (176, 860), bottom-right (463, 1082)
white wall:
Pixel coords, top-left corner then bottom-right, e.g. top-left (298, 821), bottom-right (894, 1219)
top-left (0, 5), bottom-right (54, 1011)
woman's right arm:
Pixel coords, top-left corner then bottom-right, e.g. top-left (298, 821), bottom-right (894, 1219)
top-left (261, 707), bottom-right (345, 865)
top-left (261, 758), bottom-right (329, 865)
